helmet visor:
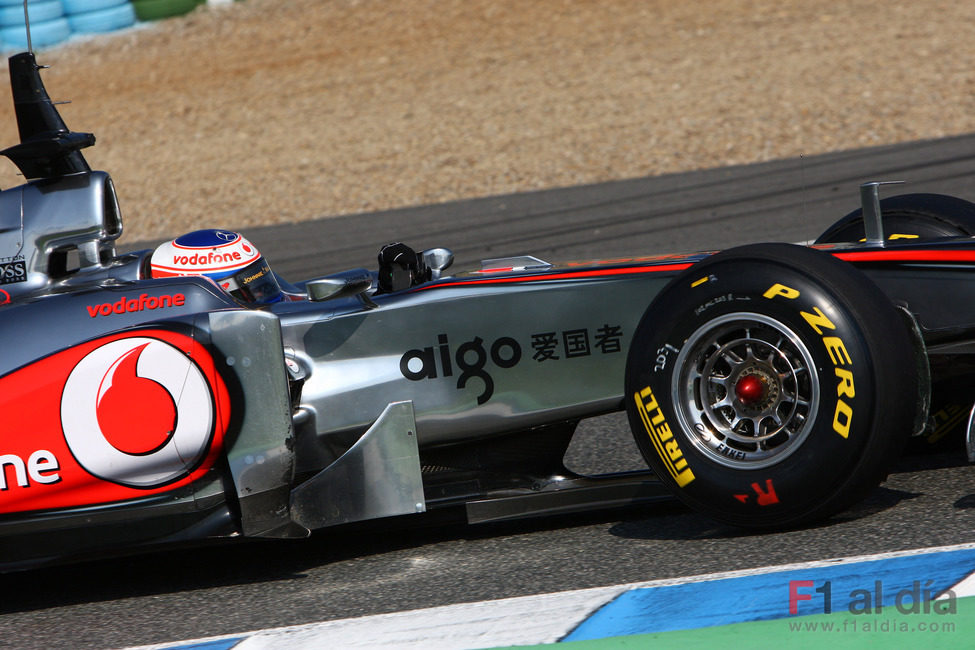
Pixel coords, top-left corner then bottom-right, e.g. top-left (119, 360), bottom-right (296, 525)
top-left (231, 258), bottom-right (282, 304)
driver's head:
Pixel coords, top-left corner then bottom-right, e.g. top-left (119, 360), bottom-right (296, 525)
top-left (149, 229), bottom-right (282, 305)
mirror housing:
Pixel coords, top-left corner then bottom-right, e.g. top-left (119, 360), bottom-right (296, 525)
top-left (306, 269), bottom-right (376, 308)
top-left (421, 247), bottom-right (454, 280)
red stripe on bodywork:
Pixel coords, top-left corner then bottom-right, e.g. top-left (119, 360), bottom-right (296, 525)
top-left (833, 249), bottom-right (975, 263)
top-left (417, 248), bottom-right (975, 293)
top-left (418, 262), bottom-right (695, 290)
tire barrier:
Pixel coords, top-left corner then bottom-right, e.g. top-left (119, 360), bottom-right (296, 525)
top-left (0, 0), bottom-right (62, 25)
top-left (132, 0), bottom-right (202, 22)
top-left (1, 15), bottom-right (70, 48)
top-left (0, 0), bottom-right (71, 49)
top-left (0, 0), bottom-right (220, 50)
top-left (62, 0), bottom-right (126, 12)
top-left (66, 0), bottom-right (135, 33)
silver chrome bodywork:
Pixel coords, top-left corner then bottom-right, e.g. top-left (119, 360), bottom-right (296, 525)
top-left (290, 401), bottom-right (425, 530)
top-left (277, 273), bottom-right (671, 449)
top-left (0, 46), bottom-right (685, 565)
top-left (0, 172), bottom-right (121, 300)
top-left (5, 46), bottom-right (964, 570)
top-left (0, 119), bottom-right (686, 566)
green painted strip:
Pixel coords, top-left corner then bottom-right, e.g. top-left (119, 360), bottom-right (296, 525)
top-left (491, 594), bottom-right (975, 649)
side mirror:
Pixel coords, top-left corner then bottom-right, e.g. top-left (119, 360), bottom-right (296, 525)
top-left (306, 269), bottom-right (377, 308)
top-left (421, 247), bottom-right (454, 280)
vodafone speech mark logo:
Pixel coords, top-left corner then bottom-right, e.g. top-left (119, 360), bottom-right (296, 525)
top-left (0, 330), bottom-right (229, 515)
top-left (60, 337), bottom-right (215, 488)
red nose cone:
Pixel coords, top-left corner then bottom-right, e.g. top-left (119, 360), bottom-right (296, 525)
top-left (735, 375), bottom-right (765, 404)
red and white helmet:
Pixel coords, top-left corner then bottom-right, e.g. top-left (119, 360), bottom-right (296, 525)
top-left (149, 229), bottom-right (282, 304)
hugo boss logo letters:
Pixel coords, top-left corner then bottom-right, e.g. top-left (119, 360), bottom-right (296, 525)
top-left (400, 334), bottom-right (522, 405)
top-left (87, 293), bottom-right (185, 318)
top-left (0, 259), bottom-right (26, 285)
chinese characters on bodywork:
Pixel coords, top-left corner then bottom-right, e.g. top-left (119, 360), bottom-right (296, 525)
top-left (400, 324), bottom-right (624, 404)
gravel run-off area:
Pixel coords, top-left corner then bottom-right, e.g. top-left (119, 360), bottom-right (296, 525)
top-left (0, 0), bottom-right (973, 244)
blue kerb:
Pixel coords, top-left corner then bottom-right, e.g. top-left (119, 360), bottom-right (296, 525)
top-left (564, 548), bottom-right (975, 641)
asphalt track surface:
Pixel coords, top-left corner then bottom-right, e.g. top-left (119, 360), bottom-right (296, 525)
top-left (5, 135), bottom-right (975, 649)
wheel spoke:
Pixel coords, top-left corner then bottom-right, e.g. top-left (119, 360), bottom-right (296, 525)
top-left (673, 313), bottom-right (820, 469)
top-left (722, 349), bottom-right (744, 365)
top-left (712, 395), bottom-right (736, 410)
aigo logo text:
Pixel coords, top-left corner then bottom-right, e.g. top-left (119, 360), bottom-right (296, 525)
top-left (0, 330), bottom-right (230, 513)
top-left (400, 333), bottom-right (521, 405)
top-left (399, 325), bottom-right (624, 404)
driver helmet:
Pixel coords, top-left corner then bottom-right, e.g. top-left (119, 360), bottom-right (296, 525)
top-left (149, 229), bottom-right (283, 305)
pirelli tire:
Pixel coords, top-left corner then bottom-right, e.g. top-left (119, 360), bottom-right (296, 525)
top-left (624, 243), bottom-right (919, 529)
top-left (815, 193), bottom-right (975, 243)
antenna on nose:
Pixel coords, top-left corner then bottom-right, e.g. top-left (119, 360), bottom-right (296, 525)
top-left (22, 0), bottom-right (32, 54)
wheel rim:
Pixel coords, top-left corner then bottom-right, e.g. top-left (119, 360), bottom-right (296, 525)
top-left (671, 312), bottom-right (820, 469)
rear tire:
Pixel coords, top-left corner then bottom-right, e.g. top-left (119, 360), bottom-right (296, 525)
top-left (624, 243), bottom-right (919, 528)
top-left (816, 193), bottom-right (975, 243)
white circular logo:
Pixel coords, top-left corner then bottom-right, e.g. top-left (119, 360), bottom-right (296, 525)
top-left (61, 337), bottom-right (215, 488)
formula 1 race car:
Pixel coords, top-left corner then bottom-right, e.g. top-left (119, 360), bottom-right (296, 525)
top-left (3, 47), bottom-right (975, 571)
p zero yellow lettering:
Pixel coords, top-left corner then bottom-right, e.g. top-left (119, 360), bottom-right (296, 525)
top-left (759, 282), bottom-right (861, 439)
top-left (768, 290), bottom-right (859, 440)
top-left (634, 387), bottom-right (695, 487)
top-left (800, 307), bottom-right (836, 335)
top-left (763, 283), bottom-right (800, 300)
top-left (835, 368), bottom-right (855, 399)
top-left (794, 301), bottom-right (856, 439)
top-left (821, 335), bottom-right (854, 438)
top-left (833, 400), bottom-right (853, 438)
top-left (823, 336), bottom-right (852, 366)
